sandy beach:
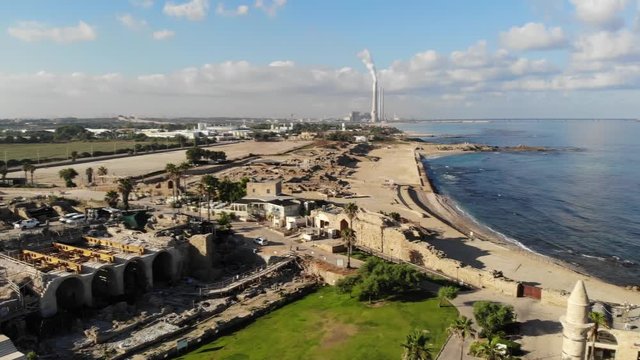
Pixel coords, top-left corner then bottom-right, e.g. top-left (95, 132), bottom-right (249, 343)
top-left (341, 141), bottom-right (640, 305)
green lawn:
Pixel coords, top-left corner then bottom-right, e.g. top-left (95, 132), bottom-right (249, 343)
top-left (0, 140), bottom-right (178, 162)
top-left (179, 286), bottom-right (457, 360)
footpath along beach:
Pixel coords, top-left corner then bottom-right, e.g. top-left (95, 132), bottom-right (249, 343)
top-left (340, 140), bottom-right (640, 305)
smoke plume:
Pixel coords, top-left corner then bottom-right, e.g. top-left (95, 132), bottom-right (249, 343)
top-left (358, 49), bottom-right (377, 82)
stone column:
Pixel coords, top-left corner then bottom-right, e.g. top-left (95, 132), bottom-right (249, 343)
top-left (560, 280), bottom-right (593, 360)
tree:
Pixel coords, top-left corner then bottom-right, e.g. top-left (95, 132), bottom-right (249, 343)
top-left (473, 302), bottom-right (516, 338)
top-left (469, 336), bottom-right (520, 360)
top-left (175, 134), bottom-right (187, 148)
top-left (437, 286), bottom-right (459, 307)
top-left (70, 150), bottom-right (78, 162)
top-left (588, 311), bottom-right (608, 360)
top-left (448, 316), bottom-right (476, 360)
top-left (104, 190), bottom-right (119, 207)
top-left (21, 160), bottom-right (32, 181)
top-left (29, 165), bottom-right (36, 185)
top-left (85, 167), bottom-right (94, 184)
top-left (343, 202), bottom-right (359, 268)
top-left (336, 258), bottom-right (423, 302)
top-left (401, 329), bottom-right (433, 360)
top-left (217, 211), bottom-right (232, 231)
top-left (58, 168), bottom-right (79, 187)
top-left (201, 175), bottom-right (219, 221)
top-left (97, 166), bottom-right (108, 183)
top-left (342, 227), bottom-right (356, 269)
top-left (0, 161), bottom-right (7, 182)
top-left (186, 147), bottom-right (206, 163)
top-left (117, 177), bottom-right (135, 210)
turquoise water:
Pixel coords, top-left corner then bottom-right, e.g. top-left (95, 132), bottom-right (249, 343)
top-left (397, 120), bottom-right (640, 286)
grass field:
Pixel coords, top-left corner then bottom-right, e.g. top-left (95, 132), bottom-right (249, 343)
top-left (179, 286), bottom-right (457, 360)
top-left (0, 140), bottom-right (178, 162)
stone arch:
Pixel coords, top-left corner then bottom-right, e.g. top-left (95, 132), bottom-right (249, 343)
top-left (123, 258), bottom-right (148, 301)
top-left (339, 219), bottom-right (349, 231)
top-left (167, 180), bottom-right (174, 189)
top-left (55, 277), bottom-right (85, 311)
top-left (596, 330), bottom-right (617, 345)
top-left (152, 251), bottom-right (173, 287)
top-left (91, 265), bottom-right (119, 307)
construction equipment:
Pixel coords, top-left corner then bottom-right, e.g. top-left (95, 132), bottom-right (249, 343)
top-left (53, 242), bottom-right (115, 263)
top-left (84, 236), bottom-right (145, 255)
top-left (21, 250), bottom-right (82, 273)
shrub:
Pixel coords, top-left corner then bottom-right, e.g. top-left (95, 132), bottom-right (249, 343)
top-left (473, 301), bottom-right (517, 337)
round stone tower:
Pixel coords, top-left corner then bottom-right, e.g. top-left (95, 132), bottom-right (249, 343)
top-left (560, 280), bottom-right (593, 360)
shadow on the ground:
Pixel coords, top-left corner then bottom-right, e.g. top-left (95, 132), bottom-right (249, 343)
top-left (393, 290), bottom-right (436, 303)
top-left (426, 237), bottom-right (491, 269)
top-left (519, 319), bottom-right (562, 336)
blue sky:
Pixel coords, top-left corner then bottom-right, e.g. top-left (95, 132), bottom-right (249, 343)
top-left (1, 0), bottom-right (640, 118)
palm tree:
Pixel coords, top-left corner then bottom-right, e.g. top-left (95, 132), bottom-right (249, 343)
top-left (448, 316), bottom-right (476, 360)
top-left (340, 227), bottom-right (356, 269)
top-left (343, 202), bottom-right (358, 268)
top-left (0, 165), bottom-right (7, 183)
top-left (201, 175), bottom-right (218, 221)
top-left (58, 168), bottom-right (79, 187)
top-left (28, 165), bottom-right (36, 185)
top-left (117, 177), bottom-right (135, 210)
top-left (401, 329), bottom-right (433, 360)
top-left (85, 167), bottom-right (94, 184)
top-left (437, 286), bottom-right (459, 307)
top-left (344, 202), bottom-right (358, 228)
top-left (470, 336), bottom-right (506, 360)
top-left (104, 190), bottom-right (119, 207)
top-left (21, 161), bottom-right (32, 181)
top-left (70, 150), bottom-right (78, 162)
top-left (588, 311), bottom-right (608, 360)
top-left (97, 166), bottom-right (108, 183)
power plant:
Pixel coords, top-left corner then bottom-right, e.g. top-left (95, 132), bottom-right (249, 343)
top-left (358, 49), bottom-right (384, 123)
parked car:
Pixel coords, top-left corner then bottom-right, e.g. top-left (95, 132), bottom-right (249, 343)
top-left (254, 237), bottom-right (268, 246)
top-left (60, 212), bottom-right (81, 223)
top-left (66, 214), bottom-right (87, 224)
top-left (13, 218), bottom-right (39, 230)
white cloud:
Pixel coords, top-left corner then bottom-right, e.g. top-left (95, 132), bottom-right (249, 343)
top-left (153, 29), bottom-right (176, 40)
top-left (500, 23), bottom-right (568, 51)
top-left (255, 0), bottom-right (287, 16)
top-left (269, 60), bottom-right (295, 67)
top-left (117, 14), bottom-right (148, 30)
top-left (569, 0), bottom-right (629, 29)
top-left (216, 3), bottom-right (249, 16)
top-left (163, 0), bottom-right (209, 21)
top-left (131, 0), bottom-right (154, 8)
top-left (7, 21), bottom-right (96, 43)
top-left (572, 30), bottom-right (639, 62)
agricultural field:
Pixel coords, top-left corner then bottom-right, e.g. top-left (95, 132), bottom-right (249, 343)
top-left (0, 140), bottom-right (178, 163)
top-left (179, 286), bottom-right (457, 360)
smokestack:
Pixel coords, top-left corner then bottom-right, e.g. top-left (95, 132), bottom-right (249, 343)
top-left (358, 49), bottom-right (378, 123)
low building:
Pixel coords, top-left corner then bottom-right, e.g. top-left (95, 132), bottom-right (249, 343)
top-left (221, 181), bottom-right (302, 227)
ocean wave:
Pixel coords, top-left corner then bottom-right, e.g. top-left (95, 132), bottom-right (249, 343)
top-left (449, 201), bottom-right (542, 255)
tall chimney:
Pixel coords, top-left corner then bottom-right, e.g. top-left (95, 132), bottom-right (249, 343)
top-left (371, 77), bottom-right (378, 123)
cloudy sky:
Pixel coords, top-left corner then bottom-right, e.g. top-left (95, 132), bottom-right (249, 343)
top-left (1, 0), bottom-right (640, 119)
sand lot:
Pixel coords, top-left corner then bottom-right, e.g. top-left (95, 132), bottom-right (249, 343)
top-left (31, 141), bottom-right (311, 186)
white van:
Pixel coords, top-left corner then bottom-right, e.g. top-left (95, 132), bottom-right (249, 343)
top-left (66, 214), bottom-right (87, 224)
top-left (254, 237), bottom-right (268, 246)
top-left (14, 218), bottom-right (39, 230)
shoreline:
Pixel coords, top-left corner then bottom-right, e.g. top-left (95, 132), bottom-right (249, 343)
top-left (413, 150), bottom-right (636, 290)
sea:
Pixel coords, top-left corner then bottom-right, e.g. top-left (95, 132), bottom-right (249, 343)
top-left (396, 119), bottom-right (640, 286)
